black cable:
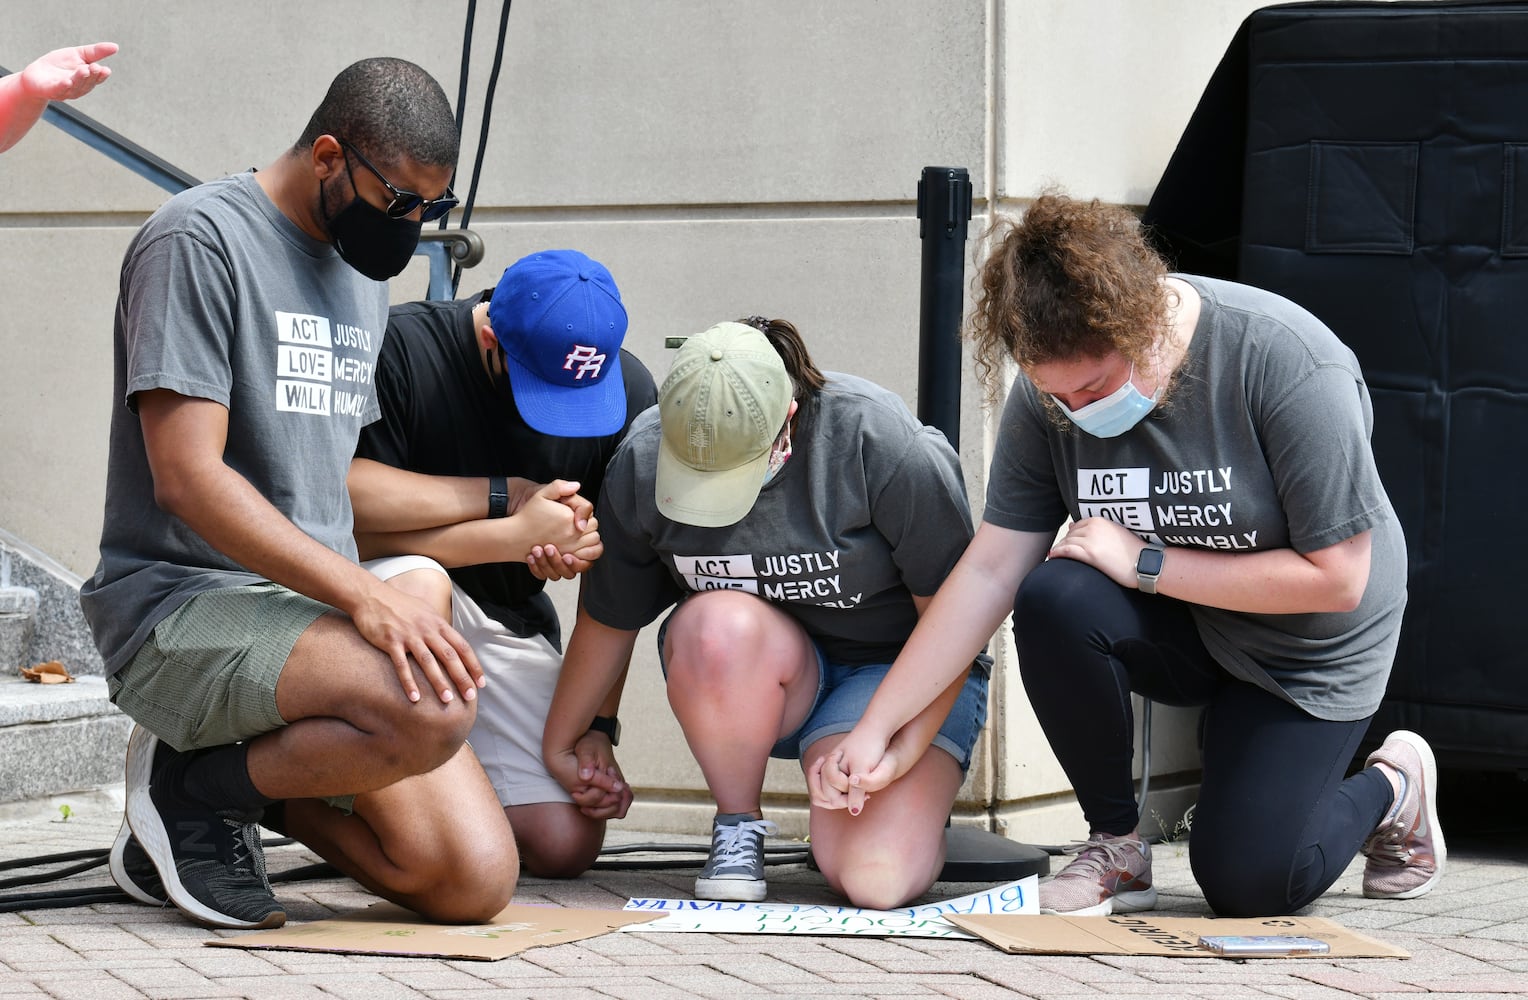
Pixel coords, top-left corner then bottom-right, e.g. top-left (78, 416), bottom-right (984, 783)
top-left (270, 862), bottom-right (340, 884)
top-left (440, 0), bottom-right (476, 236)
top-left (591, 852), bottom-right (810, 872)
top-left (0, 856), bottom-right (107, 891)
top-left (0, 841), bottom-right (338, 913)
top-left (0, 889), bottom-right (137, 911)
top-left (589, 841), bottom-right (811, 871)
top-left (0, 847), bottom-right (108, 872)
top-left (594, 842), bottom-right (807, 857)
top-left (452, 0), bottom-right (513, 295)
top-left (0, 835), bottom-right (818, 910)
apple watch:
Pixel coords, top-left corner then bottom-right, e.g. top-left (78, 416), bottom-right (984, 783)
top-left (1136, 544), bottom-right (1166, 594)
top-left (586, 715), bottom-right (621, 746)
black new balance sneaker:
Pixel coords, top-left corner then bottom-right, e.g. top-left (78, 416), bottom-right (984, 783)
top-left (109, 814), bottom-right (167, 906)
top-left (123, 725), bottom-right (285, 929)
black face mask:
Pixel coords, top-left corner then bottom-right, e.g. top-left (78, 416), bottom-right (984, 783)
top-left (320, 177), bottom-right (422, 281)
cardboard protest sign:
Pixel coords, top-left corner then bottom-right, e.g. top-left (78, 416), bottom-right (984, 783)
top-left (207, 902), bottom-right (661, 961)
top-left (620, 875), bottom-right (1038, 937)
top-left (946, 913), bottom-right (1409, 959)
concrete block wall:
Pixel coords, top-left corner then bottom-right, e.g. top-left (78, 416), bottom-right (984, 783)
top-left (0, 0), bottom-right (1283, 842)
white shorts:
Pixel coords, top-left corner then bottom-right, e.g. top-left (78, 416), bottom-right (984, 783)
top-left (364, 555), bottom-right (570, 808)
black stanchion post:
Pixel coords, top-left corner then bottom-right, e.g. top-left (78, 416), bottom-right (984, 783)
top-left (916, 167), bottom-right (972, 448)
top-left (917, 166), bottom-right (1051, 883)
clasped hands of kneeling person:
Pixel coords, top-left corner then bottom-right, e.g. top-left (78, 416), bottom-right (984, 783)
top-left (807, 515), bottom-right (1147, 813)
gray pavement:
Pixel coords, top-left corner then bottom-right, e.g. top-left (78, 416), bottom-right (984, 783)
top-left (0, 787), bottom-right (1525, 999)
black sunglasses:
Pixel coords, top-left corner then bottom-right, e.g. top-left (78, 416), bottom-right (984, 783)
top-left (338, 139), bottom-right (459, 222)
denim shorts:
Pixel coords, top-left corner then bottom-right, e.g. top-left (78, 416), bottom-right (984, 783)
top-left (656, 613), bottom-right (990, 772)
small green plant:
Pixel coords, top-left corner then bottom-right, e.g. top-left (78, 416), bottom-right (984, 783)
top-left (55, 804), bottom-right (74, 823)
top-left (1150, 803), bottom-right (1195, 844)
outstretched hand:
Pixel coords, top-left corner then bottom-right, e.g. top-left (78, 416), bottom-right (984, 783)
top-left (2, 42), bottom-right (118, 153)
top-left (21, 43), bottom-right (118, 102)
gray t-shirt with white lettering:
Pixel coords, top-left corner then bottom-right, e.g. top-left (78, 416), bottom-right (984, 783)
top-left (984, 275), bottom-right (1405, 721)
top-left (81, 171), bottom-right (387, 675)
top-left (584, 373), bottom-right (978, 667)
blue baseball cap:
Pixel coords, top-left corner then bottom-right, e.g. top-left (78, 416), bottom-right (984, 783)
top-left (486, 249), bottom-right (629, 437)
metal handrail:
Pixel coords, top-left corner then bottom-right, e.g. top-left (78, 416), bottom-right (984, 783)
top-left (5, 67), bottom-right (476, 300)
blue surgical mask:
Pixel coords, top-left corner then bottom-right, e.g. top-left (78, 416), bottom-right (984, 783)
top-left (1051, 363), bottom-right (1160, 438)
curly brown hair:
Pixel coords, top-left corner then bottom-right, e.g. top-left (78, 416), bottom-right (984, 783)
top-left (970, 192), bottom-right (1171, 408)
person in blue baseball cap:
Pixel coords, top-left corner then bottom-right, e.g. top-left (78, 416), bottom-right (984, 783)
top-left (348, 248), bottom-right (657, 877)
top-left (487, 249), bottom-right (631, 437)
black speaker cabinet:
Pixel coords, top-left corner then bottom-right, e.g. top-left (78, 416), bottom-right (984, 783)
top-left (1145, 1), bottom-right (1528, 771)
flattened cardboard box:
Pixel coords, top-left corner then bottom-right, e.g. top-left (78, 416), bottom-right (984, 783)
top-left (207, 903), bottom-right (661, 961)
top-left (946, 913), bottom-right (1408, 959)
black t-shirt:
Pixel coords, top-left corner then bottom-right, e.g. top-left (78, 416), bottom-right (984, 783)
top-left (356, 292), bottom-right (658, 648)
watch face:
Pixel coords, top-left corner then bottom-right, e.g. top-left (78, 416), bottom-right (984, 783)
top-left (1138, 547), bottom-right (1165, 576)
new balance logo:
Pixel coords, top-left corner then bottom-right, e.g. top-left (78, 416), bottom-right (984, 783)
top-left (563, 345), bottom-right (606, 380)
top-left (175, 819), bottom-right (217, 856)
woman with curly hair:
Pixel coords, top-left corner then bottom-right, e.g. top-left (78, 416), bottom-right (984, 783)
top-left (810, 192), bottom-right (1443, 918)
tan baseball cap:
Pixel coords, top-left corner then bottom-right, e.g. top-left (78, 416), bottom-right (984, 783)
top-left (655, 322), bottom-right (792, 527)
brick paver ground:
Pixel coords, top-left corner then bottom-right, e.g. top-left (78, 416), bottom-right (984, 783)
top-left (0, 785), bottom-right (1523, 999)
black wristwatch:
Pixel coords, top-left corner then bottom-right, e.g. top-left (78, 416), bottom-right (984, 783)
top-left (487, 475), bottom-right (509, 519)
top-left (1136, 544), bottom-right (1166, 594)
top-left (586, 715), bottom-right (621, 746)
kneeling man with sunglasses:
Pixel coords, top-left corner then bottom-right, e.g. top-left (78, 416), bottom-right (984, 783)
top-left (83, 58), bottom-right (516, 930)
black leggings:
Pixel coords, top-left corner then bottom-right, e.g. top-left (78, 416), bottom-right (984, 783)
top-left (1013, 559), bottom-right (1394, 916)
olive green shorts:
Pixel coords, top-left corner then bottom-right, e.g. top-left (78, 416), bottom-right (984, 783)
top-left (108, 583), bottom-right (327, 753)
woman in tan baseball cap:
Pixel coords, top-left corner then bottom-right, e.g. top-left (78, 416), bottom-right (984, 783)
top-left (543, 316), bottom-right (989, 909)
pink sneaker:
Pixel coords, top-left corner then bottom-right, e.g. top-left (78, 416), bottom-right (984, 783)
top-left (1361, 730), bottom-right (1445, 899)
top-left (1039, 832), bottom-right (1156, 916)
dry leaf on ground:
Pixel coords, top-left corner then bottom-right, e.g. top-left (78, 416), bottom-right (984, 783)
top-left (20, 661), bottom-right (74, 684)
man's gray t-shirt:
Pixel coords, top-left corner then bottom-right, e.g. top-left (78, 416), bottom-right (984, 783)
top-left (984, 275), bottom-right (1406, 721)
top-left (584, 373), bottom-right (978, 667)
top-left (81, 171), bottom-right (387, 675)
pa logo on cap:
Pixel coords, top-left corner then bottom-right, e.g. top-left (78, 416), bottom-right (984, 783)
top-left (563, 344), bottom-right (607, 381)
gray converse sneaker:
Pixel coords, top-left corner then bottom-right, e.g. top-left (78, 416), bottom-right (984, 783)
top-left (695, 812), bottom-right (777, 902)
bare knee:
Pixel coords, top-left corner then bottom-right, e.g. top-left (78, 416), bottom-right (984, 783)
top-left (666, 593), bottom-right (811, 706)
top-left (362, 698), bottom-right (476, 777)
top-left (280, 612), bottom-right (477, 777)
top-left (511, 804), bottom-right (604, 879)
top-left (666, 598), bottom-right (767, 681)
top-left (287, 792), bottom-right (518, 923)
top-left (383, 565), bottom-right (453, 619)
top-left (824, 848), bottom-right (939, 911)
top-left (408, 857), bottom-right (518, 923)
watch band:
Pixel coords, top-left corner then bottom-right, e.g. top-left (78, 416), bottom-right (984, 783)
top-left (487, 475), bottom-right (509, 519)
top-left (1136, 544), bottom-right (1166, 595)
top-left (586, 715), bottom-right (621, 746)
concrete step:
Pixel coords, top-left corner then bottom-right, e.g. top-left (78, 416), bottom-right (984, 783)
top-left (0, 533), bottom-right (127, 805)
top-left (0, 586), bottom-right (39, 673)
top-left (0, 675), bottom-right (130, 804)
